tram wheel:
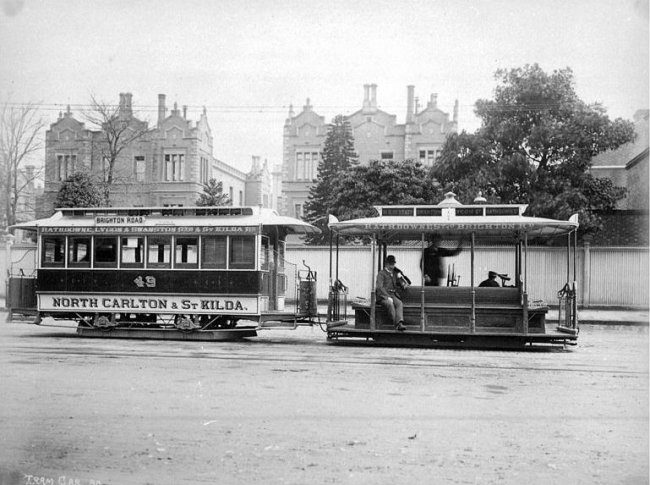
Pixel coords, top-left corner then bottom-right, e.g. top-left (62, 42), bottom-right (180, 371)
top-left (93, 313), bottom-right (116, 331)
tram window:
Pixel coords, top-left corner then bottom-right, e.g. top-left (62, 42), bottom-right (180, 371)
top-left (230, 236), bottom-right (255, 269)
top-left (42, 236), bottom-right (65, 267)
top-left (175, 237), bottom-right (198, 268)
top-left (202, 236), bottom-right (227, 269)
top-left (121, 237), bottom-right (144, 268)
top-left (68, 237), bottom-right (91, 268)
top-left (147, 236), bottom-right (171, 268)
top-left (94, 237), bottom-right (118, 268)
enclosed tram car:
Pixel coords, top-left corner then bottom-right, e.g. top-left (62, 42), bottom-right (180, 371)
top-left (20, 206), bottom-right (319, 340)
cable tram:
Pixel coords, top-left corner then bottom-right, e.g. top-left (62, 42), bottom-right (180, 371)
top-left (326, 193), bottom-right (580, 348)
top-left (14, 206), bottom-right (320, 340)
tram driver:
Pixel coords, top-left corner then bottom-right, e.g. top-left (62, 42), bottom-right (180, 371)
top-left (479, 271), bottom-right (501, 287)
top-left (376, 255), bottom-right (406, 332)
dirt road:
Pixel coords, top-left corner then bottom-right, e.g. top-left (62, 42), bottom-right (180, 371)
top-left (0, 319), bottom-right (647, 485)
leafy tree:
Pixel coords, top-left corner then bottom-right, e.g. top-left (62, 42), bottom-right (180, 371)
top-left (196, 178), bottom-right (230, 206)
top-left (331, 160), bottom-right (443, 221)
top-left (303, 115), bottom-right (358, 242)
top-left (55, 172), bottom-right (105, 208)
top-left (434, 64), bottom-right (635, 234)
top-left (0, 101), bottom-right (44, 230)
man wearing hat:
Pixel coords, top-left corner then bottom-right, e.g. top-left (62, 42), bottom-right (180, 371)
top-left (375, 255), bottom-right (406, 331)
top-left (479, 271), bottom-right (500, 287)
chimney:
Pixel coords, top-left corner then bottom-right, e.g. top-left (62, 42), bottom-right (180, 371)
top-left (370, 84), bottom-right (377, 108)
top-left (158, 94), bottom-right (166, 125)
top-left (453, 99), bottom-right (459, 123)
top-left (183, 105), bottom-right (187, 119)
top-left (124, 93), bottom-right (133, 117)
top-left (428, 93), bottom-right (438, 109)
top-left (363, 84), bottom-right (370, 108)
top-left (406, 85), bottom-right (415, 123)
top-left (118, 93), bottom-right (126, 117)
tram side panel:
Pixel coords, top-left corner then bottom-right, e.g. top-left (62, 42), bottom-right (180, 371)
top-left (36, 268), bottom-right (266, 322)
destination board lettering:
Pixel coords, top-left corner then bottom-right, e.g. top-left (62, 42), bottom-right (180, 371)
top-left (41, 226), bottom-right (258, 234)
top-left (40, 294), bottom-right (258, 314)
top-left (96, 215), bottom-right (145, 225)
top-left (363, 223), bottom-right (536, 230)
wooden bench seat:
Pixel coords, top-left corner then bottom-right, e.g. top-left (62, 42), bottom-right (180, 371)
top-left (353, 286), bottom-right (547, 334)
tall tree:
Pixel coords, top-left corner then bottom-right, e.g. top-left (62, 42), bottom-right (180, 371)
top-left (303, 115), bottom-right (357, 242)
top-left (84, 94), bottom-right (152, 202)
top-left (0, 101), bottom-right (45, 230)
top-left (332, 160), bottom-right (443, 220)
top-left (55, 172), bottom-right (105, 208)
top-left (196, 178), bottom-right (231, 206)
top-left (434, 64), bottom-right (635, 234)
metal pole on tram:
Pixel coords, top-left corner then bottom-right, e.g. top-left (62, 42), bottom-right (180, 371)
top-left (370, 236), bottom-right (377, 331)
top-left (523, 232), bottom-right (529, 334)
top-left (420, 233), bottom-right (425, 332)
top-left (470, 232), bottom-right (476, 333)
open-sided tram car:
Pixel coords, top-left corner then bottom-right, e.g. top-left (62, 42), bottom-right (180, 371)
top-left (18, 206), bottom-right (319, 340)
top-left (326, 193), bottom-right (580, 348)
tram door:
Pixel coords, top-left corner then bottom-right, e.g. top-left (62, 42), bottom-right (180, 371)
top-left (261, 233), bottom-right (286, 311)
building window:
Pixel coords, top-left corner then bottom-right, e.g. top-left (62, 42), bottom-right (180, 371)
top-left (239, 190), bottom-right (243, 206)
top-left (164, 153), bottom-right (185, 181)
top-left (380, 151), bottom-right (394, 161)
top-left (134, 155), bottom-right (145, 182)
top-left (295, 151), bottom-right (319, 180)
top-left (56, 154), bottom-right (77, 181)
top-left (200, 156), bottom-right (210, 184)
top-left (229, 186), bottom-right (234, 205)
top-left (294, 203), bottom-right (303, 218)
top-left (419, 148), bottom-right (441, 166)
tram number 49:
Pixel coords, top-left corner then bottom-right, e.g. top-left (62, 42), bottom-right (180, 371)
top-left (134, 276), bottom-right (157, 288)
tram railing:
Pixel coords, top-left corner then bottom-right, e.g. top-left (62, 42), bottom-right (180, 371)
top-left (557, 281), bottom-right (579, 334)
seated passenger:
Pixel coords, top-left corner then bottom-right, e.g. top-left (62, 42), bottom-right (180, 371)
top-left (479, 271), bottom-right (501, 287)
top-left (375, 255), bottom-right (406, 331)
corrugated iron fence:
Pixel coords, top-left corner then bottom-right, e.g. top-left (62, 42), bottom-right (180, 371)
top-left (2, 243), bottom-right (648, 308)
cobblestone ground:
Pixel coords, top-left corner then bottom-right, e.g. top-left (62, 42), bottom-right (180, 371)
top-left (0, 316), bottom-right (647, 485)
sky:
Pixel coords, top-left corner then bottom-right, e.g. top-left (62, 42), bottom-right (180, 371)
top-left (0, 0), bottom-right (648, 174)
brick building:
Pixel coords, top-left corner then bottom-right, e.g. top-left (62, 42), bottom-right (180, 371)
top-left (41, 93), bottom-right (272, 216)
top-left (281, 84), bottom-right (458, 218)
top-left (589, 109), bottom-right (649, 246)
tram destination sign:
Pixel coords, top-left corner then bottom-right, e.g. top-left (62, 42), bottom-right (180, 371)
top-left (39, 294), bottom-right (260, 314)
top-left (41, 225), bottom-right (258, 234)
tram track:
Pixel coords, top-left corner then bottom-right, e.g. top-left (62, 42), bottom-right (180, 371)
top-left (3, 340), bottom-right (646, 376)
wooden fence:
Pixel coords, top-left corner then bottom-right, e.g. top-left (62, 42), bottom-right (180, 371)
top-left (2, 243), bottom-right (648, 308)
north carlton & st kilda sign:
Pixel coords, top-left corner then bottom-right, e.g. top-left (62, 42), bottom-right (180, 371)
top-left (38, 294), bottom-right (259, 314)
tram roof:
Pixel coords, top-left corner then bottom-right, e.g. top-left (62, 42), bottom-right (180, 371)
top-left (328, 194), bottom-right (578, 240)
top-left (12, 206), bottom-right (320, 234)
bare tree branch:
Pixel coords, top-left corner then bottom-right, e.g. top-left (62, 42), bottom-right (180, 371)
top-left (0, 101), bottom-right (44, 229)
top-left (83, 94), bottom-right (153, 199)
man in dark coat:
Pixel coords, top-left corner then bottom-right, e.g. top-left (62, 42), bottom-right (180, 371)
top-left (375, 255), bottom-right (406, 331)
top-left (421, 238), bottom-right (463, 286)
